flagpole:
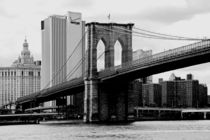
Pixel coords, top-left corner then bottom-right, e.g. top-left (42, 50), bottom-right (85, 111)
top-left (108, 14), bottom-right (111, 23)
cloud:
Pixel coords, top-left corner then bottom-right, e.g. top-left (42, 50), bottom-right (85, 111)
top-left (62, 0), bottom-right (93, 8)
top-left (135, 0), bottom-right (210, 24)
top-left (0, 4), bottom-right (15, 18)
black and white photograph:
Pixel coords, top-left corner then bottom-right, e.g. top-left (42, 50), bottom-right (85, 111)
top-left (0, 0), bottom-right (210, 139)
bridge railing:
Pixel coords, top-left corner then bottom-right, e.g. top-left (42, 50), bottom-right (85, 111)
top-left (99, 40), bottom-right (210, 78)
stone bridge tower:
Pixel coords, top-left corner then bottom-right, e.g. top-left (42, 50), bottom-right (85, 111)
top-left (84, 22), bottom-right (134, 122)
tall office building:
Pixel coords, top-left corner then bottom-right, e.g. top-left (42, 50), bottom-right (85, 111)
top-left (41, 11), bottom-right (85, 106)
top-left (0, 39), bottom-right (41, 106)
top-left (41, 15), bottom-right (67, 88)
top-left (133, 49), bottom-right (153, 83)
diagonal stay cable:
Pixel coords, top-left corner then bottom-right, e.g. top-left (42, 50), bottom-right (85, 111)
top-left (43, 31), bottom-right (87, 89)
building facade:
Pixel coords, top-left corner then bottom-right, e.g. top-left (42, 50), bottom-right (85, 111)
top-left (140, 73), bottom-right (208, 108)
top-left (41, 11), bottom-right (85, 106)
top-left (160, 74), bottom-right (207, 108)
top-left (133, 49), bottom-right (153, 83)
top-left (142, 83), bottom-right (161, 107)
top-left (0, 39), bottom-right (41, 106)
top-left (199, 84), bottom-right (208, 107)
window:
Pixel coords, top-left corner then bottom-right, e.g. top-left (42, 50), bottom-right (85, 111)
top-left (29, 71), bottom-right (33, 76)
top-left (41, 20), bottom-right (44, 30)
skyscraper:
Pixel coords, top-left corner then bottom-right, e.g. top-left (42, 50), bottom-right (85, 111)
top-left (41, 15), bottom-right (67, 88)
top-left (41, 11), bottom-right (85, 106)
top-left (0, 39), bottom-right (41, 106)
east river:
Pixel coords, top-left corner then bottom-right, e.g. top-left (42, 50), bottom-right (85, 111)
top-left (1, 120), bottom-right (210, 140)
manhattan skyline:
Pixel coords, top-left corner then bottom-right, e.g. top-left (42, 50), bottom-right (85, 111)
top-left (0, 0), bottom-right (210, 93)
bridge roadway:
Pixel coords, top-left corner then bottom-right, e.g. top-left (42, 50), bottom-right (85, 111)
top-left (17, 77), bottom-right (84, 104)
top-left (16, 40), bottom-right (210, 106)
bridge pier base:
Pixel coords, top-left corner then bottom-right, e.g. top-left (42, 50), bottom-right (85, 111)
top-left (98, 81), bottom-right (140, 122)
top-left (84, 79), bottom-right (99, 123)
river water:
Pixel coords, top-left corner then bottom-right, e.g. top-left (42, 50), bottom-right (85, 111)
top-left (1, 120), bottom-right (210, 140)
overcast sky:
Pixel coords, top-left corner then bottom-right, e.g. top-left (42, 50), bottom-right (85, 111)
top-left (0, 0), bottom-right (210, 93)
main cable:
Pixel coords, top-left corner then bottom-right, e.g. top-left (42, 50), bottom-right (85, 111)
top-left (133, 26), bottom-right (207, 40)
top-left (97, 25), bottom-right (207, 41)
top-left (115, 26), bottom-right (205, 41)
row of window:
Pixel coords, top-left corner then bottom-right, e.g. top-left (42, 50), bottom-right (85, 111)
top-left (0, 71), bottom-right (40, 77)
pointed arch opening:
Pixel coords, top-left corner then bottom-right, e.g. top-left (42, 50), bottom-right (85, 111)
top-left (97, 39), bottom-right (105, 71)
top-left (114, 40), bottom-right (122, 66)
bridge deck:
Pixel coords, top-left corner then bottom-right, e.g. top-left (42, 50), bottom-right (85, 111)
top-left (16, 40), bottom-right (210, 106)
top-left (16, 77), bottom-right (84, 104)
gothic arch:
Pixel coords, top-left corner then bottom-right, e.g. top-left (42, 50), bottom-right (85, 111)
top-left (97, 39), bottom-right (106, 71)
top-left (86, 22), bottom-right (134, 78)
top-left (114, 40), bottom-right (122, 66)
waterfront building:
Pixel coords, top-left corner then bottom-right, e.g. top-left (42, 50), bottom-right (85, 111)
top-left (142, 83), bottom-right (161, 107)
top-left (41, 11), bottom-right (85, 106)
top-left (0, 39), bottom-right (41, 106)
top-left (133, 49), bottom-right (153, 83)
top-left (160, 73), bottom-right (207, 108)
top-left (160, 81), bottom-right (175, 107)
top-left (208, 95), bottom-right (210, 106)
top-left (198, 84), bottom-right (208, 107)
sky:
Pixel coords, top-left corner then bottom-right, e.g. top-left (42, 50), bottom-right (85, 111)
top-left (0, 0), bottom-right (210, 93)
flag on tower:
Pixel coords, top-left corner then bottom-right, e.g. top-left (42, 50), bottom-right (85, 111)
top-left (108, 14), bottom-right (111, 20)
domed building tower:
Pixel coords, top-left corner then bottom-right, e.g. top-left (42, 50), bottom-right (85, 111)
top-left (0, 38), bottom-right (41, 106)
top-left (21, 38), bottom-right (34, 65)
top-left (12, 38), bottom-right (34, 66)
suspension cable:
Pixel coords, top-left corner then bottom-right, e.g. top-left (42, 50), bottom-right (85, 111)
top-left (114, 26), bottom-right (205, 41)
top-left (66, 50), bottom-right (105, 80)
top-left (133, 26), bottom-right (208, 40)
top-left (43, 31), bottom-right (87, 89)
top-left (96, 25), bottom-right (191, 40)
top-left (96, 25), bottom-right (207, 41)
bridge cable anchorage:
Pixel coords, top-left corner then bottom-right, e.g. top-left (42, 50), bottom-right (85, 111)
top-left (42, 30), bottom-right (88, 90)
top-left (96, 25), bottom-right (208, 41)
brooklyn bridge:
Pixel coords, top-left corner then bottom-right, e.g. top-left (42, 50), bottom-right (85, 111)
top-left (11, 22), bottom-right (210, 123)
